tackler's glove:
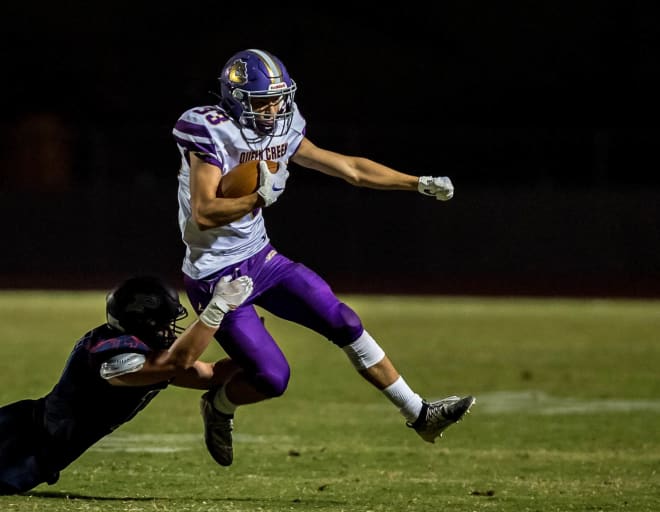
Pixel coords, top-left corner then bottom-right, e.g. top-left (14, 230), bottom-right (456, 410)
top-left (257, 161), bottom-right (290, 207)
top-left (199, 275), bottom-right (254, 328)
top-left (418, 176), bottom-right (454, 201)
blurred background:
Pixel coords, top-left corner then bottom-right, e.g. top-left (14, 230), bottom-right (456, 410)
top-left (0, 2), bottom-right (658, 296)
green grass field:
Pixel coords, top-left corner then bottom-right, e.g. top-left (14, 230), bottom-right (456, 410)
top-left (0, 291), bottom-right (659, 511)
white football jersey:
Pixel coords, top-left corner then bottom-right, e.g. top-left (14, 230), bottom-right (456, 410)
top-left (173, 103), bottom-right (306, 279)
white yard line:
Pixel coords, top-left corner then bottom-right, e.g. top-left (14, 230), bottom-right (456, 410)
top-left (90, 433), bottom-right (295, 453)
top-left (465, 390), bottom-right (660, 415)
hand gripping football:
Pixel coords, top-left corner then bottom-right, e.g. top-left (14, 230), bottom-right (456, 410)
top-left (218, 160), bottom-right (278, 198)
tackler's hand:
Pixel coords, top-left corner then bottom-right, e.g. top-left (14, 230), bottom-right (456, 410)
top-left (211, 275), bottom-right (254, 313)
top-left (199, 275), bottom-right (254, 327)
top-left (417, 176), bottom-right (454, 201)
top-left (257, 161), bottom-right (290, 207)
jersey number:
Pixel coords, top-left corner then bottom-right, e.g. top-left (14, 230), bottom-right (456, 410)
top-left (193, 107), bottom-right (229, 126)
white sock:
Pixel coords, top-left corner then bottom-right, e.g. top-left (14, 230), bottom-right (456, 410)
top-left (212, 385), bottom-right (237, 415)
top-left (382, 376), bottom-right (423, 422)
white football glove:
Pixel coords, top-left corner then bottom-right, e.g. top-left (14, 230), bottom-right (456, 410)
top-left (257, 161), bottom-right (289, 207)
top-left (199, 275), bottom-right (254, 328)
top-left (418, 176), bottom-right (454, 201)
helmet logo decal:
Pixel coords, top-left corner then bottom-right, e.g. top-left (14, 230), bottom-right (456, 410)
top-left (227, 59), bottom-right (248, 85)
top-left (126, 294), bottom-right (161, 313)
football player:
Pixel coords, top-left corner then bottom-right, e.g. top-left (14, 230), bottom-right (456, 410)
top-left (0, 274), bottom-right (252, 494)
top-left (172, 49), bottom-right (475, 467)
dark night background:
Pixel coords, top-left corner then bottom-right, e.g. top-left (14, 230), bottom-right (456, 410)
top-left (0, 2), bottom-right (658, 296)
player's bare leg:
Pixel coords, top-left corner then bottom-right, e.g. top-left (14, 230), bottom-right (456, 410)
top-left (343, 331), bottom-right (475, 442)
top-left (357, 355), bottom-right (400, 389)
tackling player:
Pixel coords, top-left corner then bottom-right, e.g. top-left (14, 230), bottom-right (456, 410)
top-left (172, 48), bottom-right (475, 468)
top-left (0, 274), bottom-right (252, 494)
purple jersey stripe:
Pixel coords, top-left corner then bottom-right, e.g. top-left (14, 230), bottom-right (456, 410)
top-left (174, 135), bottom-right (222, 166)
top-left (174, 119), bottom-right (211, 138)
top-left (173, 134), bottom-right (217, 156)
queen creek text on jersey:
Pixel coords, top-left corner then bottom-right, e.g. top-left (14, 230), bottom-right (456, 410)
top-left (173, 103), bottom-right (306, 279)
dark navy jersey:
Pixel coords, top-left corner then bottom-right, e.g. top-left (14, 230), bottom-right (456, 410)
top-left (43, 324), bottom-right (169, 465)
top-left (0, 324), bottom-right (169, 492)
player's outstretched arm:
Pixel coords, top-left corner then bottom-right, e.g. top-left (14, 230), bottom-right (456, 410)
top-left (291, 137), bottom-right (454, 199)
top-left (106, 277), bottom-right (253, 387)
top-left (165, 357), bottom-right (243, 390)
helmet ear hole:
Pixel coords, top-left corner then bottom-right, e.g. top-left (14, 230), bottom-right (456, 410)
top-left (232, 90), bottom-right (243, 100)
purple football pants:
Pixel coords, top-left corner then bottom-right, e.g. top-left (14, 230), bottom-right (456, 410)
top-left (184, 243), bottom-right (364, 397)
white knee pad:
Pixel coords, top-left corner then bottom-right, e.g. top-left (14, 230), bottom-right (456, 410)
top-left (342, 330), bottom-right (385, 370)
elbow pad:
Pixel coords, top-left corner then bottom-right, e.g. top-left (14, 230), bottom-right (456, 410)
top-left (100, 353), bottom-right (147, 380)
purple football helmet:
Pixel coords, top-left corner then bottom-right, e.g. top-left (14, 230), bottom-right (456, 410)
top-left (219, 49), bottom-right (297, 139)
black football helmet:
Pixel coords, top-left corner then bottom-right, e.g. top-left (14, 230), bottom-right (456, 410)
top-left (106, 275), bottom-right (188, 349)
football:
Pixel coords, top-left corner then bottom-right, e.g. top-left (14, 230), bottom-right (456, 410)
top-left (218, 160), bottom-right (279, 198)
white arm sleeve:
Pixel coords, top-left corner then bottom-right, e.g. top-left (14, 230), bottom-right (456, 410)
top-left (100, 353), bottom-right (147, 380)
